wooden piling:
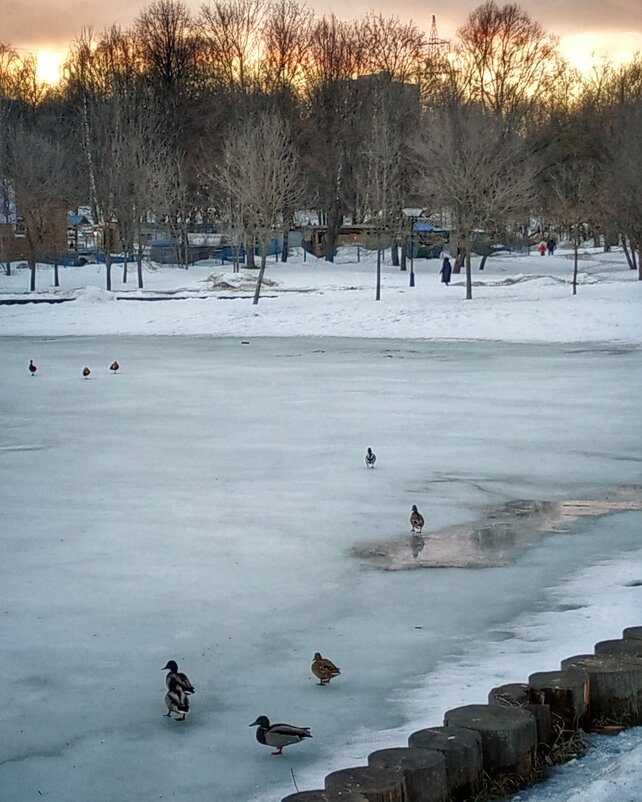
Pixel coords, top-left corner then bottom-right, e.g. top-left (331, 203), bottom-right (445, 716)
top-left (528, 669), bottom-right (589, 733)
top-left (408, 726), bottom-right (482, 801)
top-left (368, 747), bottom-right (448, 802)
top-left (595, 639), bottom-right (642, 658)
top-left (324, 766), bottom-right (404, 802)
top-left (488, 683), bottom-right (554, 748)
top-left (561, 653), bottom-right (642, 726)
top-left (282, 792), bottom-right (369, 802)
top-left (444, 704), bottom-right (538, 779)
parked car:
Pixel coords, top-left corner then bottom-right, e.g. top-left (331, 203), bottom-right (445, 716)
top-left (42, 251), bottom-right (89, 267)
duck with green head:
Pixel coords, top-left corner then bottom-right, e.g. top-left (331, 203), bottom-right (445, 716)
top-left (249, 715), bottom-right (312, 756)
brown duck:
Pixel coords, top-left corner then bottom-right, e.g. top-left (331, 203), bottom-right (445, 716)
top-left (410, 505), bottom-right (425, 534)
top-left (311, 652), bottom-right (341, 685)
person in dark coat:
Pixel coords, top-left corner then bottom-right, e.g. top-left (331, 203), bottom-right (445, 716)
top-left (547, 238), bottom-right (557, 256)
top-left (439, 255), bottom-right (452, 285)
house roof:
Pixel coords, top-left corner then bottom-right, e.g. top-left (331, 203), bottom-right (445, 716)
top-left (68, 213), bottom-right (92, 227)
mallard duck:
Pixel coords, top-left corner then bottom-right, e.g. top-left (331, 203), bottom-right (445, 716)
top-left (28, 359), bottom-right (37, 376)
top-left (410, 504), bottom-right (425, 533)
top-left (249, 715), bottom-right (312, 756)
top-left (162, 660), bottom-right (195, 695)
top-left (365, 448), bottom-right (376, 468)
top-left (82, 367), bottom-right (91, 378)
top-left (110, 360), bottom-right (120, 373)
top-left (311, 652), bottom-right (341, 685)
top-left (164, 677), bottom-right (190, 721)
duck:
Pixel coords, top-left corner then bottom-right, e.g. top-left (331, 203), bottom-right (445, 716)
top-left (164, 677), bottom-right (190, 721)
top-left (162, 660), bottom-right (195, 695)
top-left (365, 448), bottom-right (376, 468)
top-left (28, 359), bottom-right (37, 376)
top-left (311, 652), bottom-right (341, 685)
top-left (82, 367), bottom-right (91, 378)
top-left (410, 504), bottom-right (425, 534)
top-left (249, 715), bottom-right (312, 756)
top-left (110, 360), bottom-right (120, 373)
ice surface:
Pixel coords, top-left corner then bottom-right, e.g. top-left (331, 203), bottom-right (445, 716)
top-left (1, 336), bottom-right (641, 801)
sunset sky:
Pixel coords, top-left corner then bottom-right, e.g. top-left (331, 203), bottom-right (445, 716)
top-left (4, 0), bottom-right (641, 83)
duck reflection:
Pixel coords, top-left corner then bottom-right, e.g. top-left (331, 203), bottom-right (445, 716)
top-left (410, 533), bottom-right (425, 559)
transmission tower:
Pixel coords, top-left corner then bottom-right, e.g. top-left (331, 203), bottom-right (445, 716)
top-left (427, 14), bottom-right (450, 57)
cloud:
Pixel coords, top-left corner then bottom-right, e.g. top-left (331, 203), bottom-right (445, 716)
top-left (3, 0), bottom-right (641, 51)
top-left (3, 0), bottom-right (150, 49)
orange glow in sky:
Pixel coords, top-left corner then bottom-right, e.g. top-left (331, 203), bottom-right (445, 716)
top-left (28, 27), bottom-right (641, 87)
top-left (35, 50), bottom-right (65, 86)
top-left (560, 31), bottom-right (642, 73)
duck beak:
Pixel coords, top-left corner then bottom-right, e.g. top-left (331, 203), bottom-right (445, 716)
top-left (249, 720), bottom-right (258, 727)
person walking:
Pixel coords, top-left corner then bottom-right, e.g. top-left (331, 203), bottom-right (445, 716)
top-left (439, 254), bottom-right (452, 285)
top-left (547, 238), bottom-right (556, 256)
top-left (538, 241), bottom-right (547, 256)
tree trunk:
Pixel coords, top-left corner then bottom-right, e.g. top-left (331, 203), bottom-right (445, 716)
top-left (136, 221), bottom-right (144, 289)
top-left (375, 241), bottom-right (381, 301)
top-left (622, 238), bottom-right (636, 270)
top-left (453, 245), bottom-right (465, 274)
top-left (391, 240), bottom-right (399, 266)
top-left (246, 236), bottom-right (256, 269)
top-left (638, 244), bottom-right (642, 281)
top-left (479, 253), bottom-right (489, 271)
top-left (183, 223), bottom-right (189, 269)
top-left (137, 242), bottom-right (144, 290)
top-left (400, 237), bottom-right (407, 271)
top-left (122, 253), bottom-right (128, 284)
top-left (29, 258), bottom-right (36, 291)
top-left (253, 247), bottom-right (268, 305)
top-left (325, 202), bottom-right (341, 263)
top-left (573, 241), bottom-right (579, 295)
top-left (53, 259), bottom-right (59, 287)
top-left (4, 261), bottom-right (10, 276)
top-left (465, 246), bottom-right (472, 300)
top-left (281, 227), bottom-right (289, 263)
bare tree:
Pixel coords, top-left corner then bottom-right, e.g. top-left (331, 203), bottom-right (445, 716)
top-left (302, 15), bottom-right (364, 261)
top-left (358, 13), bottom-right (425, 83)
top-left (218, 110), bottom-right (303, 303)
top-left (453, 2), bottom-right (563, 128)
top-left (420, 102), bottom-right (535, 299)
top-left (354, 78), bottom-right (407, 299)
top-left (135, 0), bottom-right (197, 97)
top-left (259, 0), bottom-right (311, 95)
top-left (198, 0), bottom-right (265, 93)
top-left (6, 122), bottom-right (71, 291)
top-left (603, 100), bottom-right (642, 280)
top-left (546, 156), bottom-right (598, 294)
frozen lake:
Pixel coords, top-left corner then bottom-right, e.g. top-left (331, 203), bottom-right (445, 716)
top-left (1, 336), bottom-right (641, 802)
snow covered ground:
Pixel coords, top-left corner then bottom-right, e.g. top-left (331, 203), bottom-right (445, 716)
top-left (0, 246), bottom-right (641, 802)
top-left (0, 244), bottom-right (640, 344)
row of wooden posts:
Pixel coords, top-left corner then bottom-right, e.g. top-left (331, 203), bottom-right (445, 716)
top-left (283, 625), bottom-right (642, 802)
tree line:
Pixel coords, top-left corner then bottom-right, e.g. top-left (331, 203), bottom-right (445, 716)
top-left (1, 0), bottom-right (641, 300)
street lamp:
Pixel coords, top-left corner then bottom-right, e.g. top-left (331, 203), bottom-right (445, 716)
top-left (402, 208), bottom-right (423, 287)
